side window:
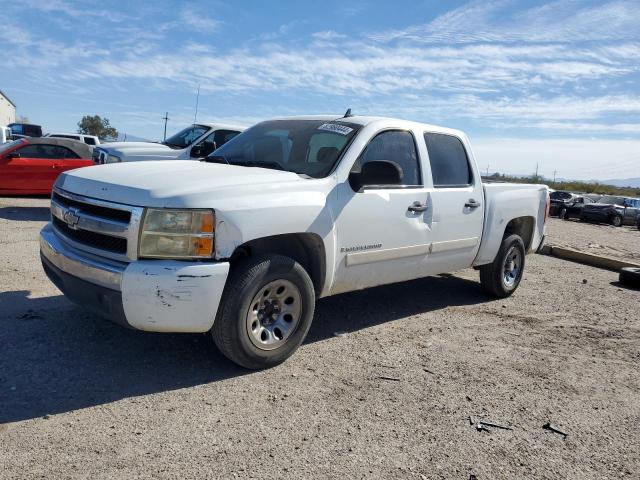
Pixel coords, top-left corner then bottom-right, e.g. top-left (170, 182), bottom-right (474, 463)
top-left (16, 144), bottom-right (58, 159)
top-left (213, 130), bottom-right (241, 148)
top-left (84, 137), bottom-right (96, 145)
top-left (356, 130), bottom-right (421, 186)
top-left (424, 133), bottom-right (473, 187)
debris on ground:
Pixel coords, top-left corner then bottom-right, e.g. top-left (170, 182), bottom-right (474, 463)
top-left (333, 331), bottom-right (347, 337)
top-left (470, 416), bottom-right (513, 432)
top-left (543, 422), bottom-right (568, 439)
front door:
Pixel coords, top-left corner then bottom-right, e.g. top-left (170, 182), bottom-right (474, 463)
top-left (331, 129), bottom-right (433, 294)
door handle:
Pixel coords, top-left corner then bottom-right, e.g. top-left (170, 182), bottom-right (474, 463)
top-left (465, 199), bottom-right (481, 209)
top-left (408, 201), bottom-right (428, 213)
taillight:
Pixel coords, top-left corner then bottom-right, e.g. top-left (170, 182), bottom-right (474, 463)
top-left (544, 193), bottom-right (550, 223)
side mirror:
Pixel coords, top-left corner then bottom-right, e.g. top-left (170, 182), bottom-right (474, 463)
top-left (349, 160), bottom-right (403, 192)
top-left (7, 152), bottom-right (20, 159)
top-left (190, 145), bottom-right (203, 158)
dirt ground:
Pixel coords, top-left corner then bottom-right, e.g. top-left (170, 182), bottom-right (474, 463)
top-left (546, 217), bottom-right (640, 264)
top-left (1, 196), bottom-right (639, 479)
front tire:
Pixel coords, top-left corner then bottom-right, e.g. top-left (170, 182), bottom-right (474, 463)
top-left (479, 234), bottom-right (526, 298)
top-left (212, 254), bottom-right (315, 369)
top-left (559, 208), bottom-right (567, 219)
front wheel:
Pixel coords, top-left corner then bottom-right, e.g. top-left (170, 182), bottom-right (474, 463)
top-left (479, 234), bottom-right (526, 298)
top-left (611, 215), bottom-right (623, 227)
top-left (559, 208), bottom-right (567, 219)
top-left (212, 254), bottom-right (315, 369)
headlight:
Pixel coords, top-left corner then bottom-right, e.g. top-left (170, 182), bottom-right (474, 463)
top-left (139, 209), bottom-right (215, 259)
top-left (106, 154), bottom-right (121, 163)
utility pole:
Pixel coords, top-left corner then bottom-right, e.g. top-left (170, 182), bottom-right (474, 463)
top-left (485, 164), bottom-right (490, 176)
top-left (162, 112), bottom-right (169, 141)
top-left (553, 170), bottom-right (557, 183)
top-left (535, 162), bottom-right (539, 180)
top-left (193, 84), bottom-right (200, 124)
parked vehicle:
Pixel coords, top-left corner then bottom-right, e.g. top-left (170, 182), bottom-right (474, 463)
top-left (557, 195), bottom-right (598, 220)
top-left (1, 126), bottom-right (11, 144)
top-left (40, 115), bottom-right (548, 369)
top-left (637, 213), bottom-right (640, 231)
top-left (7, 122), bottom-right (43, 139)
top-left (92, 123), bottom-right (244, 164)
top-left (0, 137), bottom-right (93, 195)
top-left (46, 133), bottom-right (100, 146)
top-left (549, 190), bottom-right (578, 216)
top-left (580, 195), bottom-right (640, 226)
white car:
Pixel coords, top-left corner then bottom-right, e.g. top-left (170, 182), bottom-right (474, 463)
top-left (92, 123), bottom-right (244, 164)
top-left (45, 133), bottom-right (100, 146)
top-left (40, 115), bottom-right (549, 369)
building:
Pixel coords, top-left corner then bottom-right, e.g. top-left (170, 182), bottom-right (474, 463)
top-left (0, 90), bottom-right (16, 126)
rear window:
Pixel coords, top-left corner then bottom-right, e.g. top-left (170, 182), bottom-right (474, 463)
top-left (550, 191), bottom-right (572, 200)
top-left (424, 132), bottom-right (472, 187)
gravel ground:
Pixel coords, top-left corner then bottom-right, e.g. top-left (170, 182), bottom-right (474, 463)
top-left (546, 217), bottom-right (640, 264)
top-left (1, 196), bottom-right (639, 479)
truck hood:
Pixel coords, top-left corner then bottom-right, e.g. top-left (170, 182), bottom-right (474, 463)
top-left (98, 142), bottom-right (184, 160)
top-left (56, 161), bottom-right (304, 207)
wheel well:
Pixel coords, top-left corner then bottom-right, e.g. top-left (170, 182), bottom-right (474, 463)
top-left (230, 233), bottom-right (326, 296)
top-left (503, 216), bottom-right (535, 250)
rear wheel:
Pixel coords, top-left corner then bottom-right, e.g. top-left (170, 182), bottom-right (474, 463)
top-left (559, 208), bottom-right (567, 219)
top-left (619, 268), bottom-right (640, 288)
top-left (212, 254), bottom-right (315, 369)
top-left (479, 234), bottom-right (526, 298)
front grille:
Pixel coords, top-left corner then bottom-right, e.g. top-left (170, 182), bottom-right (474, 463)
top-left (50, 188), bottom-right (143, 261)
top-left (52, 192), bottom-right (131, 223)
top-left (53, 217), bottom-right (127, 254)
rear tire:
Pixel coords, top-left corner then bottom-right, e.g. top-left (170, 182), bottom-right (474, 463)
top-left (559, 208), bottom-right (567, 219)
top-left (619, 268), bottom-right (640, 288)
top-left (212, 254), bottom-right (315, 369)
top-left (479, 234), bottom-right (526, 298)
top-left (611, 215), bottom-right (623, 227)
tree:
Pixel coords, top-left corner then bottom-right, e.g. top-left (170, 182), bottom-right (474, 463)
top-left (77, 115), bottom-right (118, 140)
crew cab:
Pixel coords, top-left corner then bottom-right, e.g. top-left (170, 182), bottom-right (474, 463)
top-left (92, 123), bottom-right (244, 164)
top-left (40, 116), bottom-right (548, 369)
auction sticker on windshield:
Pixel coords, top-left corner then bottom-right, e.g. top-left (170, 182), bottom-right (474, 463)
top-left (318, 123), bottom-right (354, 135)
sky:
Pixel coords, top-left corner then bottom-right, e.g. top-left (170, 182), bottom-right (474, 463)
top-left (1, 0), bottom-right (639, 181)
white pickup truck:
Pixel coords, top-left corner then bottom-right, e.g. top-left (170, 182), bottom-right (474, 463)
top-left (40, 115), bottom-right (549, 369)
top-left (92, 123), bottom-right (244, 164)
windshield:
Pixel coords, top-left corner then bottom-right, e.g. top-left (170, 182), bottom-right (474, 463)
top-left (0, 139), bottom-right (23, 154)
top-left (163, 125), bottom-right (209, 149)
top-left (597, 196), bottom-right (624, 205)
top-left (207, 119), bottom-right (361, 177)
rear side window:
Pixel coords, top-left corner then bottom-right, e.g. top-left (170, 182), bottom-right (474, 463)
top-left (424, 133), bottom-right (473, 187)
top-left (357, 130), bottom-right (421, 186)
top-left (84, 137), bottom-right (96, 145)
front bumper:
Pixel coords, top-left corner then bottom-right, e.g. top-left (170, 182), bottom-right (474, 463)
top-left (40, 224), bottom-right (230, 332)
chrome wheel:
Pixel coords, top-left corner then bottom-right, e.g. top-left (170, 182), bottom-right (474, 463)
top-left (502, 246), bottom-right (522, 288)
top-left (246, 279), bottom-right (302, 351)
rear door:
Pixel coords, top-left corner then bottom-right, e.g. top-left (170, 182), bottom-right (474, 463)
top-left (422, 132), bottom-right (484, 273)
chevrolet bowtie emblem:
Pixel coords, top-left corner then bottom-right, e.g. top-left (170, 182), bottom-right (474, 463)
top-left (63, 208), bottom-right (81, 229)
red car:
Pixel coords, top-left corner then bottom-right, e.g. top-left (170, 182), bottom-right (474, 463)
top-left (0, 137), bottom-right (94, 195)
